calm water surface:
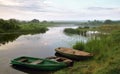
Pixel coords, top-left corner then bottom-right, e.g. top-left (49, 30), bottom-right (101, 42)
top-left (0, 25), bottom-right (89, 74)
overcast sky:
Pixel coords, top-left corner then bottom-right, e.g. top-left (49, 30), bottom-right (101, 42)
top-left (0, 0), bottom-right (120, 21)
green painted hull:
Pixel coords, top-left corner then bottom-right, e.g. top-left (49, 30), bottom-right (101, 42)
top-left (11, 56), bottom-right (67, 71)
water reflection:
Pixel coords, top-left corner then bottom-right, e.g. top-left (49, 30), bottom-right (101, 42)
top-left (64, 30), bottom-right (102, 40)
top-left (11, 65), bottom-right (54, 74)
top-left (0, 32), bottom-right (47, 46)
top-left (0, 34), bottom-right (20, 46)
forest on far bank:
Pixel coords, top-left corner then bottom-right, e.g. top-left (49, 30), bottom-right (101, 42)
top-left (0, 18), bottom-right (120, 33)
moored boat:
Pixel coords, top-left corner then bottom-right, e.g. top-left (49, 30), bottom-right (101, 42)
top-left (55, 47), bottom-right (93, 60)
top-left (11, 56), bottom-right (67, 71)
top-left (46, 56), bottom-right (74, 66)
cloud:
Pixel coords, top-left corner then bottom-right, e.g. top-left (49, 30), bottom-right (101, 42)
top-left (0, 0), bottom-right (50, 12)
top-left (0, 0), bottom-right (120, 20)
top-left (87, 7), bottom-right (117, 11)
top-left (0, 0), bottom-right (76, 13)
top-left (0, 0), bottom-right (21, 6)
top-left (86, 6), bottom-right (120, 15)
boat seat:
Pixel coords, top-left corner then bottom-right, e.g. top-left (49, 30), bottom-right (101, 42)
top-left (30, 60), bottom-right (43, 65)
top-left (63, 59), bottom-right (72, 65)
top-left (55, 57), bottom-right (61, 60)
top-left (18, 58), bottom-right (28, 62)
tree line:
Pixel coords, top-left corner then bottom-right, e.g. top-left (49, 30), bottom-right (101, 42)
top-left (0, 18), bottom-right (49, 33)
top-left (0, 19), bottom-right (20, 32)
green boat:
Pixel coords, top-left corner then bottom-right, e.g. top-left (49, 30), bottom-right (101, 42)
top-left (11, 56), bottom-right (67, 71)
top-left (55, 47), bottom-right (93, 60)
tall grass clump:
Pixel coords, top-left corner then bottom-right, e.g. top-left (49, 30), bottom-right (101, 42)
top-left (64, 27), bottom-right (87, 35)
top-left (64, 28), bottom-right (79, 34)
top-left (73, 42), bottom-right (85, 51)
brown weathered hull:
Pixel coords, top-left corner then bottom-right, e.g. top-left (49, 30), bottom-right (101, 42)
top-left (55, 47), bottom-right (93, 60)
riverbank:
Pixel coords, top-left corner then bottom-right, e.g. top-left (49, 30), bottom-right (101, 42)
top-left (18, 24), bottom-right (48, 34)
top-left (0, 24), bottom-right (48, 34)
top-left (55, 25), bottom-right (120, 74)
top-left (0, 19), bottom-right (49, 34)
top-left (64, 24), bottom-right (120, 35)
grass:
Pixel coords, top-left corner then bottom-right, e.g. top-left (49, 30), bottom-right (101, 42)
top-left (64, 28), bottom-right (80, 34)
top-left (97, 25), bottom-right (120, 33)
top-left (73, 42), bottom-right (85, 51)
top-left (19, 24), bottom-right (48, 34)
top-left (64, 24), bottom-right (120, 35)
top-left (64, 27), bottom-right (88, 35)
top-left (0, 20), bottom-right (50, 34)
top-left (54, 25), bottom-right (120, 74)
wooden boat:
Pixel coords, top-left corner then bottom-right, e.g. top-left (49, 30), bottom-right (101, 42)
top-left (55, 47), bottom-right (93, 60)
top-left (46, 56), bottom-right (74, 66)
top-left (11, 56), bottom-right (67, 71)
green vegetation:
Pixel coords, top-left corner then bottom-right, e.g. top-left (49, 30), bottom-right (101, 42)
top-left (64, 28), bottom-right (80, 34)
top-left (64, 27), bottom-right (88, 35)
top-left (97, 25), bottom-right (120, 33)
top-left (104, 19), bottom-right (120, 25)
top-left (55, 25), bottom-right (120, 74)
top-left (77, 20), bottom-right (103, 26)
top-left (19, 24), bottom-right (48, 34)
top-left (0, 19), bottom-right (20, 32)
top-left (64, 20), bottom-right (120, 35)
top-left (0, 18), bottom-right (49, 34)
top-left (73, 42), bottom-right (85, 51)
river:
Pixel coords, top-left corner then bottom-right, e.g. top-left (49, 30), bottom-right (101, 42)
top-left (0, 25), bottom-right (89, 74)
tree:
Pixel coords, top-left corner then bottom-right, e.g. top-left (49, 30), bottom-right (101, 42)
top-left (8, 19), bottom-right (20, 29)
top-left (104, 19), bottom-right (113, 24)
top-left (0, 19), bottom-right (9, 30)
top-left (0, 19), bottom-right (20, 31)
top-left (30, 19), bottom-right (39, 23)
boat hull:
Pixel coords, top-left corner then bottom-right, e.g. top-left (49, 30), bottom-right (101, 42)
top-left (11, 56), bottom-right (67, 71)
top-left (55, 47), bottom-right (93, 60)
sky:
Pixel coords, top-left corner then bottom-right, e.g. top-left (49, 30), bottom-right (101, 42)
top-left (0, 0), bottom-right (120, 21)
